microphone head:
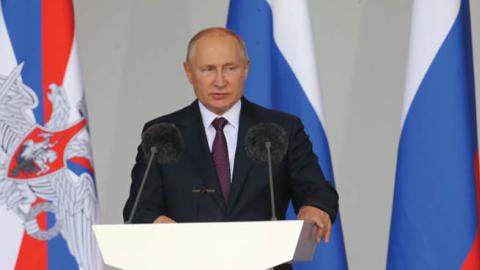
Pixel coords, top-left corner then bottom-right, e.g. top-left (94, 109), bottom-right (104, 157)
top-left (141, 123), bottom-right (184, 164)
top-left (245, 122), bottom-right (288, 164)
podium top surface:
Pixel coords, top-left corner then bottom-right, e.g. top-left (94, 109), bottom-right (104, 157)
top-left (93, 220), bottom-right (317, 270)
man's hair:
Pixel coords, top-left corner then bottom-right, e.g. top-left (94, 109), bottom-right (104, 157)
top-left (185, 27), bottom-right (249, 63)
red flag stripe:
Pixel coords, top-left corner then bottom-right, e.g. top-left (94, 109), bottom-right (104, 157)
top-left (42, 0), bottom-right (74, 123)
top-left (460, 151), bottom-right (480, 269)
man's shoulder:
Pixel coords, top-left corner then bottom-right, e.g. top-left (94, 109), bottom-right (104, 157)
top-left (244, 98), bottom-right (301, 124)
top-left (143, 101), bottom-right (197, 130)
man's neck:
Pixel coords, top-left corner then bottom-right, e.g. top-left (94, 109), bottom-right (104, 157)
top-left (198, 99), bottom-right (242, 129)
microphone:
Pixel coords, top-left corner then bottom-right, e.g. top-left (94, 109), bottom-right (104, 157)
top-left (141, 123), bottom-right (184, 164)
top-left (126, 123), bottom-right (184, 224)
top-left (245, 123), bottom-right (288, 220)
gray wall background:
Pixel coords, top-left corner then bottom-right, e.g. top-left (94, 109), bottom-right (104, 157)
top-left (72, 1), bottom-right (480, 269)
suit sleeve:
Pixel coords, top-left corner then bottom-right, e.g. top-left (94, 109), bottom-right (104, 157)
top-left (286, 117), bottom-right (339, 222)
top-left (123, 124), bottom-right (167, 223)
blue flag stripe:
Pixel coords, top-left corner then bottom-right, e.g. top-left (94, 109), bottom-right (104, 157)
top-left (227, 0), bottom-right (348, 269)
top-left (270, 32), bottom-right (347, 270)
top-left (48, 212), bottom-right (79, 270)
top-left (387, 0), bottom-right (478, 269)
top-left (2, 0), bottom-right (44, 125)
top-left (227, 0), bottom-right (273, 108)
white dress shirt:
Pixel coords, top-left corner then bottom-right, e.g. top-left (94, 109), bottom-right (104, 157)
top-left (198, 100), bottom-right (241, 181)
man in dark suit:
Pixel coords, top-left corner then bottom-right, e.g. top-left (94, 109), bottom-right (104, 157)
top-left (123, 28), bottom-right (338, 250)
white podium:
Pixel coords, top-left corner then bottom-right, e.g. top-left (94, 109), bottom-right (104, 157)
top-left (93, 220), bottom-right (318, 270)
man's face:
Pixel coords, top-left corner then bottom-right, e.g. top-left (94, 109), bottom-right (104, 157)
top-left (184, 34), bottom-right (249, 115)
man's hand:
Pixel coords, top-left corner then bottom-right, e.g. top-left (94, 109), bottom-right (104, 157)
top-left (153, 215), bottom-right (176, 224)
top-left (297, 206), bottom-right (332, 244)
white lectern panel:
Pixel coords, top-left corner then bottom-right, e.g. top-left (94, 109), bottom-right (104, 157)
top-left (93, 220), bottom-right (317, 270)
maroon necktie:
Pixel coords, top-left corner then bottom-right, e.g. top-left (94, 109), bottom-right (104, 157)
top-left (211, 117), bottom-right (231, 202)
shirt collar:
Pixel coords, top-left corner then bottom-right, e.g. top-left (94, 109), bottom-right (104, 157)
top-left (198, 99), bottom-right (241, 129)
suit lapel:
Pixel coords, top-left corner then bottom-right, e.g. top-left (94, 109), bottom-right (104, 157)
top-left (228, 98), bottom-right (256, 212)
top-left (179, 101), bottom-right (226, 212)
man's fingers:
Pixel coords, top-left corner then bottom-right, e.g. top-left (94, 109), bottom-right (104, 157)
top-left (314, 222), bottom-right (332, 244)
top-left (324, 223), bottom-right (331, 243)
top-left (153, 215), bottom-right (176, 224)
top-left (297, 206), bottom-right (333, 244)
top-left (314, 215), bottom-right (326, 243)
top-left (315, 225), bottom-right (325, 244)
top-left (167, 217), bottom-right (176, 223)
top-left (313, 215), bottom-right (331, 244)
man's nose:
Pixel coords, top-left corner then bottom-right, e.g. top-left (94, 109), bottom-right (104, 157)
top-left (214, 71), bottom-right (227, 88)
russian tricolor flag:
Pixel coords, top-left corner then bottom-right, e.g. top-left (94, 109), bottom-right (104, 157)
top-left (227, 0), bottom-right (348, 269)
top-left (0, 1), bottom-right (102, 269)
top-left (387, 0), bottom-right (480, 269)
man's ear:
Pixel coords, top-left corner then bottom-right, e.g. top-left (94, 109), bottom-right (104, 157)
top-left (243, 60), bottom-right (250, 80)
top-left (183, 62), bottom-right (193, 84)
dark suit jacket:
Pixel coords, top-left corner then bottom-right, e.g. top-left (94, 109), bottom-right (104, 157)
top-left (123, 98), bottom-right (338, 269)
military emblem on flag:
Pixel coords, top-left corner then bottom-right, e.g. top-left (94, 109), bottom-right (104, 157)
top-left (0, 1), bottom-right (102, 269)
top-left (0, 63), bottom-right (99, 267)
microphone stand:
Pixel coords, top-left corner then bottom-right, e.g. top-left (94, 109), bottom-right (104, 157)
top-left (126, 146), bottom-right (158, 224)
top-left (265, 142), bottom-right (277, 221)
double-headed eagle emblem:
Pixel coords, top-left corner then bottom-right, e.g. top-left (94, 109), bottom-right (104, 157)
top-left (0, 64), bottom-right (100, 269)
